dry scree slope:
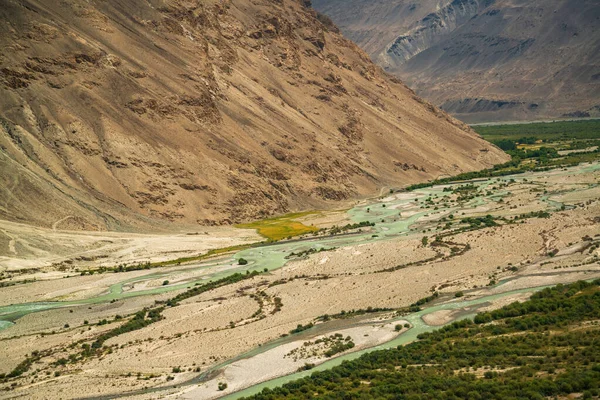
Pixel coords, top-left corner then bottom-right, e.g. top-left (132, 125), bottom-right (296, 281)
top-left (0, 0), bottom-right (507, 230)
top-left (313, 0), bottom-right (600, 123)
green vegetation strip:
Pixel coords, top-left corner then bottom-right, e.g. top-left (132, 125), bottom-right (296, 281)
top-left (474, 119), bottom-right (600, 141)
top-left (242, 280), bottom-right (600, 399)
top-left (407, 120), bottom-right (600, 191)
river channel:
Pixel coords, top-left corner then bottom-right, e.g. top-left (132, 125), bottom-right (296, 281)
top-left (1, 162), bottom-right (598, 331)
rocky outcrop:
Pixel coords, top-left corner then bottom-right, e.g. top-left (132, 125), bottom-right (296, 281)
top-left (313, 0), bottom-right (600, 122)
top-left (383, 0), bottom-right (491, 67)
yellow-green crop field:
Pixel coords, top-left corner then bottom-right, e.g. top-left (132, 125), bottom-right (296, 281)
top-left (236, 211), bottom-right (320, 241)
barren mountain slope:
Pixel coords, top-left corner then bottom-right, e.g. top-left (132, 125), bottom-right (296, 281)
top-left (311, 0), bottom-right (441, 56)
top-left (0, 0), bottom-right (507, 230)
top-left (313, 0), bottom-right (600, 123)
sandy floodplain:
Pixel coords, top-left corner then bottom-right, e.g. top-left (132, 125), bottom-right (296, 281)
top-left (0, 163), bottom-right (598, 399)
top-left (0, 220), bottom-right (261, 274)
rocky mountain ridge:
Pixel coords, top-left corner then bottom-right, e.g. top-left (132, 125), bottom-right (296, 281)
top-left (313, 0), bottom-right (600, 122)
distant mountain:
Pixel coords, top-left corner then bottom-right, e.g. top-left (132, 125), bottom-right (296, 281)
top-left (0, 0), bottom-right (507, 230)
top-left (312, 0), bottom-right (600, 123)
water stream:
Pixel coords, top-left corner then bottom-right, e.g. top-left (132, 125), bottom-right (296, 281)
top-left (221, 284), bottom-right (551, 399)
top-left (1, 162), bottom-right (598, 330)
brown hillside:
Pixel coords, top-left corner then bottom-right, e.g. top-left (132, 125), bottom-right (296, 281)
top-left (0, 0), bottom-right (507, 230)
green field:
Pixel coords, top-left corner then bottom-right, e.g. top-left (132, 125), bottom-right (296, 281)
top-left (236, 211), bottom-right (320, 241)
top-left (474, 119), bottom-right (600, 141)
top-left (407, 120), bottom-right (600, 191)
top-left (475, 119), bottom-right (600, 163)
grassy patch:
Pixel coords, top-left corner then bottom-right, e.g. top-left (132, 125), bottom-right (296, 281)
top-left (236, 211), bottom-right (319, 241)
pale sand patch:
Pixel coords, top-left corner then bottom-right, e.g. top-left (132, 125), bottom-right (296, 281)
top-left (0, 219), bottom-right (260, 273)
top-left (477, 293), bottom-right (532, 312)
top-left (394, 209), bottom-right (422, 217)
top-left (558, 146), bottom-right (598, 156)
top-left (105, 296), bottom-right (260, 346)
top-left (456, 205), bottom-right (492, 216)
top-left (176, 322), bottom-right (407, 399)
top-left (488, 270), bottom-right (600, 295)
top-left (422, 309), bottom-right (457, 326)
top-left (555, 186), bottom-right (600, 203)
top-left (393, 193), bottom-right (422, 201)
top-left (297, 210), bottom-right (352, 230)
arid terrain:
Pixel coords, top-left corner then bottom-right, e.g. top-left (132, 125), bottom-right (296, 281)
top-left (0, 1), bottom-right (598, 399)
top-left (0, 0), bottom-right (506, 230)
top-left (312, 0), bottom-right (600, 122)
top-left (0, 161), bottom-right (598, 399)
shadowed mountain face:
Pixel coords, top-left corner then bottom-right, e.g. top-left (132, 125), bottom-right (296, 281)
top-left (0, 0), bottom-right (507, 230)
top-left (313, 0), bottom-right (600, 123)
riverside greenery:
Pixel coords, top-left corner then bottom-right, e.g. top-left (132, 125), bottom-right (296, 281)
top-left (242, 280), bottom-right (600, 400)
